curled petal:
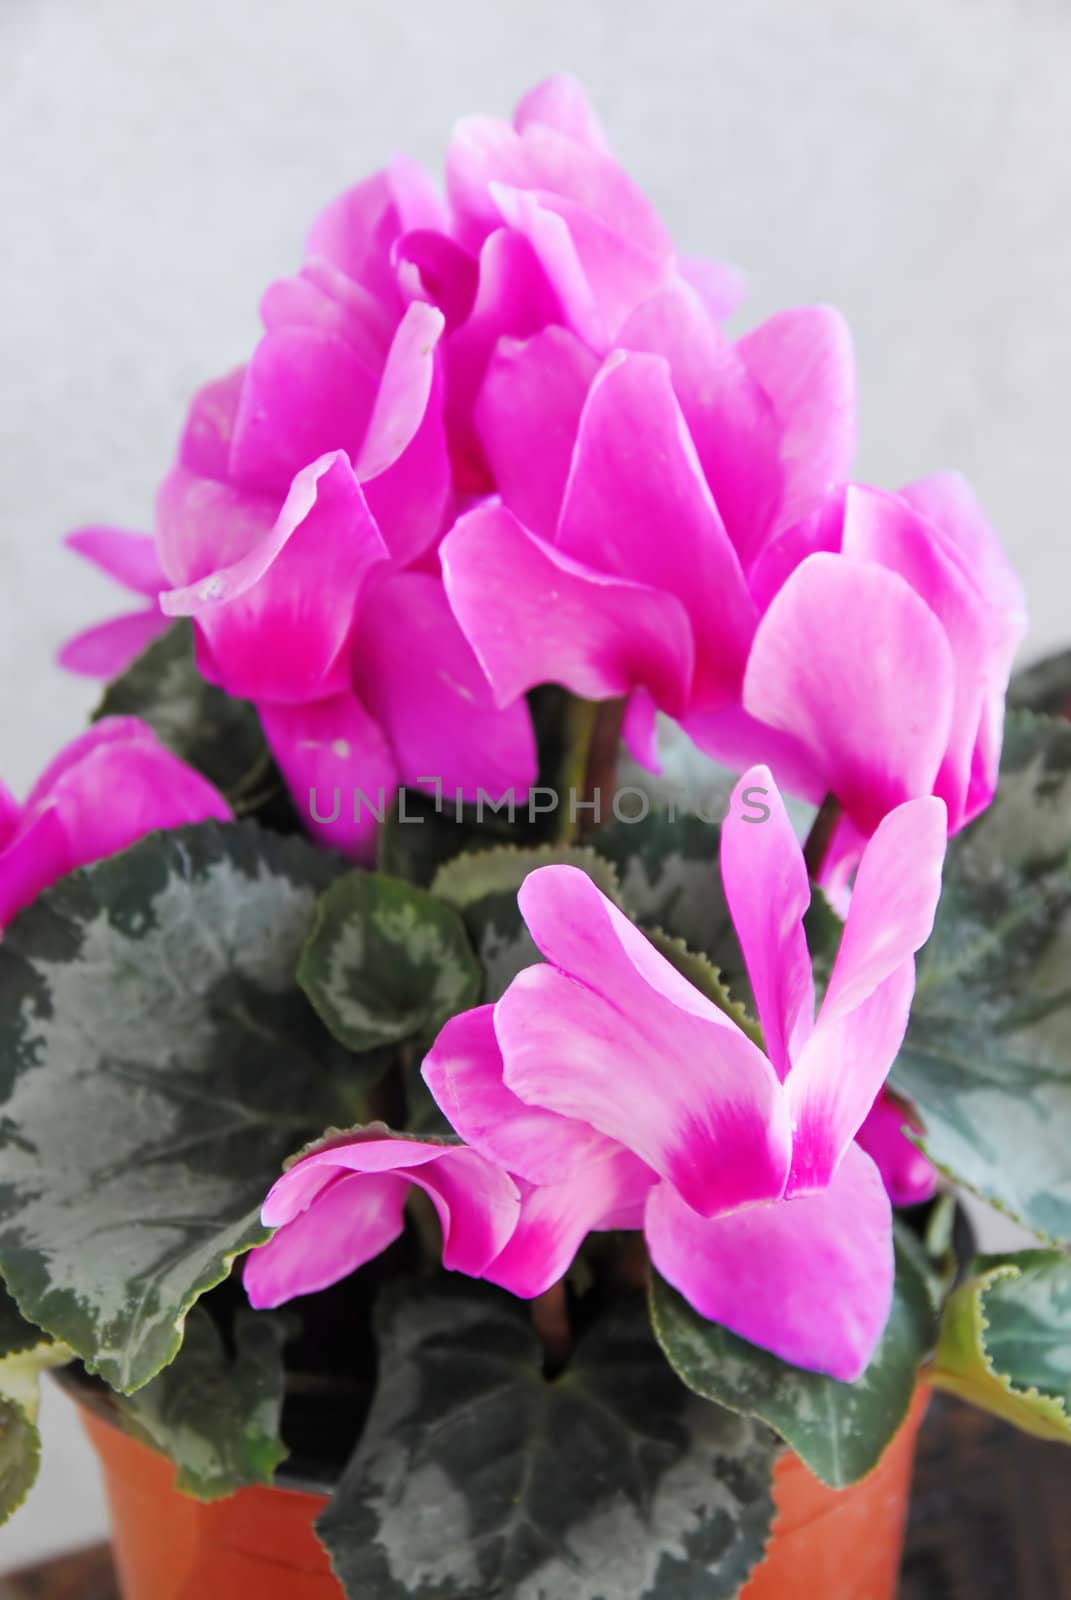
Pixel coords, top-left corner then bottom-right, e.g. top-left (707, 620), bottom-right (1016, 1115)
top-left (721, 766), bottom-right (814, 1080)
top-left (645, 1142), bottom-right (894, 1382)
top-left (855, 1091), bottom-right (938, 1208)
top-left (244, 1171), bottom-right (408, 1308)
top-left (161, 453), bottom-right (388, 704)
top-left (513, 74), bottom-right (613, 155)
top-left (442, 502), bottom-right (695, 716)
top-left (743, 553), bottom-right (956, 837)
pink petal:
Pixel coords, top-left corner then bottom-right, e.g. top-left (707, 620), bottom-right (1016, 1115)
top-left (161, 452), bottom-right (388, 704)
top-left (261, 260), bottom-right (394, 375)
top-left (443, 228), bottom-right (563, 493)
top-left (855, 1091), bottom-right (938, 1209)
top-left (176, 368), bottom-right (246, 480)
top-left (645, 1142), bottom-right (894, 1381)
top-left (422, 1006), bottom-right (623, 1186)
top-left (497, 866), bottom-right (791, 1217)
top-left (244, 1170), bottom-right (408, 1308)
top-left (259, 692), bottom-right (400, 863)
top-left (63, 527), bottom-right (164, 596)
top-left (557, 351), bottom-right (757, 709)
top-left (512, 75), bottom-right (613, 156)
top-left (394, 230), bottom-right (479, 332)
top-left (0, 721), bottom-right (230, 927)
top-left (259, 1134), bottom-right (520, 1278)
top-left (736, 306), bottom-right (857, 547)
top-left (743, 553), bottom-right (956, 837)
top-left (357, 303), bottom-right (450, 565)
top-left (786, 796), bottom-right (946, 1193)
top-left (353, 568), bottom-right (537, 801)
top-left (617, 283), bottom-right (781, 566)
top-left (57, 608), bottom-right (169, 680)
top-left (678, 255), bottom-right (748, 321)
top-left (155, 467), bottom-right (278, 588)
top-left (305, 170), bottom-right (405, 307)
top-left (681, 704), bottom-right (826, 807)
top-left (0, 781), bottom-right (18, 851)
top-left (720, 766), bottom-right (815, 1080)
top-left (441, 502), bottom-right (695, 716)
top-left (745, 488), bottom-right (847, 614)
top-left (475, 325), bottom-right (598, 539)
top-left (229, 326), bottom-right (378, 497)
top-left (485, 1148), bottom-right (657, 1299)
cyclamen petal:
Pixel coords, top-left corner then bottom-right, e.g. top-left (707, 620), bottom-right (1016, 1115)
top-left (63, 527), bottom-right (165, 596)
top-left (245, 1132), bottom-right (521, 1309)
top-left (855, 1091), bottom-right (938, 1209)
top-left (441, 502), bottom-right (695, 717)
top-left (161, 452), bottom-right (389, 704)
top-left (57, 608), bottom-right (169, 680)
top-left (497, 867), bottom-right (791, 1217)
top-left (646, 1143), bottom-right (894, 1382)
top-left (513, 74), bottom-right (614, 155)
top-left (720, 766), bottom-right (815, 1081)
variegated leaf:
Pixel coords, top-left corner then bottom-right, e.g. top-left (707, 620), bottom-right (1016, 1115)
top-left (928, 1250), bottom-right (1071, 1441)
top-left (317, 1282), bottom-right (777, 1600)
top-left (298, 873), bottom-right (481, 1053)
top-left (0, 822), bottom-right (365, 1393)
top-left (893, 712), bottom-right (1071, 1243)
top-left (0, 1285), bottom-right (69, 1524)
top-left (649, 1235), bottom-right (936, 1488)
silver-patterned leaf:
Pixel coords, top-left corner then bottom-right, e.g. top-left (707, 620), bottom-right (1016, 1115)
top-left (298, 872), bottom-right (482, 1053)
top-left (317, 1281), bottom-right (777, 1600)
top-left (892, 712), bottom-right (1071, 1243)
top-left (0, 1284), bottom-right (69, 1524)
top-left (0, 822), bottom-right (367, 1393)
top-left (649, 1235), bottom-right (936, 1488)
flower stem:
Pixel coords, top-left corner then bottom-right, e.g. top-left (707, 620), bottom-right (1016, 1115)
top-left (803, 793), bottom-right (842, 880)
top-left (531, 1281), bottom-right (572, 1371)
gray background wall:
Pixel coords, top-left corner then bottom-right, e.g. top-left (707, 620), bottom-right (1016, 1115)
top-left (1, 0), bottom-right (1067, 1569)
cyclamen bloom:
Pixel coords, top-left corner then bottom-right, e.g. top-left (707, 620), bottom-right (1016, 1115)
top-left (422, 768), bottom-right (947, 1380)
top-left (243, 1130), bottom-right (520, 1308)
top-left (0, 718), bottom-right (230, 928)
top-left (443, 295), bottom-right (1026, 839)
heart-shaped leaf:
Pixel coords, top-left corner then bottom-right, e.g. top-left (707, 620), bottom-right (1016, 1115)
top-left (298, 872), bottom-right (481, 1053)
top-left (107, 1305), bottom-right (290, 1498)
top-left (892, 712), bottom-right (1071, 1243)
top-left (317, 1281), bottom-right (777, 1600)
top-left (928, 1249), bottom-right (1071, 1441)
top-left (649, 1234), bottom-right (936, 1488)
top-left (0, 821), bottom-right (366, 1393)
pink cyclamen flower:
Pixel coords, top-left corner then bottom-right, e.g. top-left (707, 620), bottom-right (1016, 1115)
top-left (443, 279), bottom-right (1026, 837)
top-left (422, 767), bottom-right (947, 1381)
top-left (0, 718), bottom-right (231, 928)
top-left (57, 527), bottom-right (169, 679)
top-left (243, 1130), bottom-right (520, 1308)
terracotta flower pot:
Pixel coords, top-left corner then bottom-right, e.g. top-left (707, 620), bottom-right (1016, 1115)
top-left (75, 1385), bottom-right (928, 1600)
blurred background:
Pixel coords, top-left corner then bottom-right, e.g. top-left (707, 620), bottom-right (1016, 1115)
top-left (2, 0), bottom-right (1068, 1571)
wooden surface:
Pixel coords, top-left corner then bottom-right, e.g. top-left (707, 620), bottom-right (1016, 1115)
top-left (3, 1394), bottom-right (1070, 1598)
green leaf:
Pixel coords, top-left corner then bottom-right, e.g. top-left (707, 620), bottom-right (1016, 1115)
top-left (892, 711), bottom-right (1071, 1243)
top-left (0, 821), bottom-right (367, 1393)
top-left (317, 1281), bottom-right (777, 1600)
top-left (93, 619), bottom-right (275, 809)
top-left (109, 1306), bottom-right (290, 1498)
top-left (432, 844), bottom-right (621, 1002)
top-left (298, 872), bottom-right (481, 1053)
top-left (649, 1236), bottom-right (937, 1488)
top-left (928, 1249), bottom-right (1071, 1442)
top-left (0, 1284), bottom-right (70, 1524)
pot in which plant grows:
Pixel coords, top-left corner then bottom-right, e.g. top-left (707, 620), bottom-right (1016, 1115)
top-left (69, 1370), bottom-right (930, 1600)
